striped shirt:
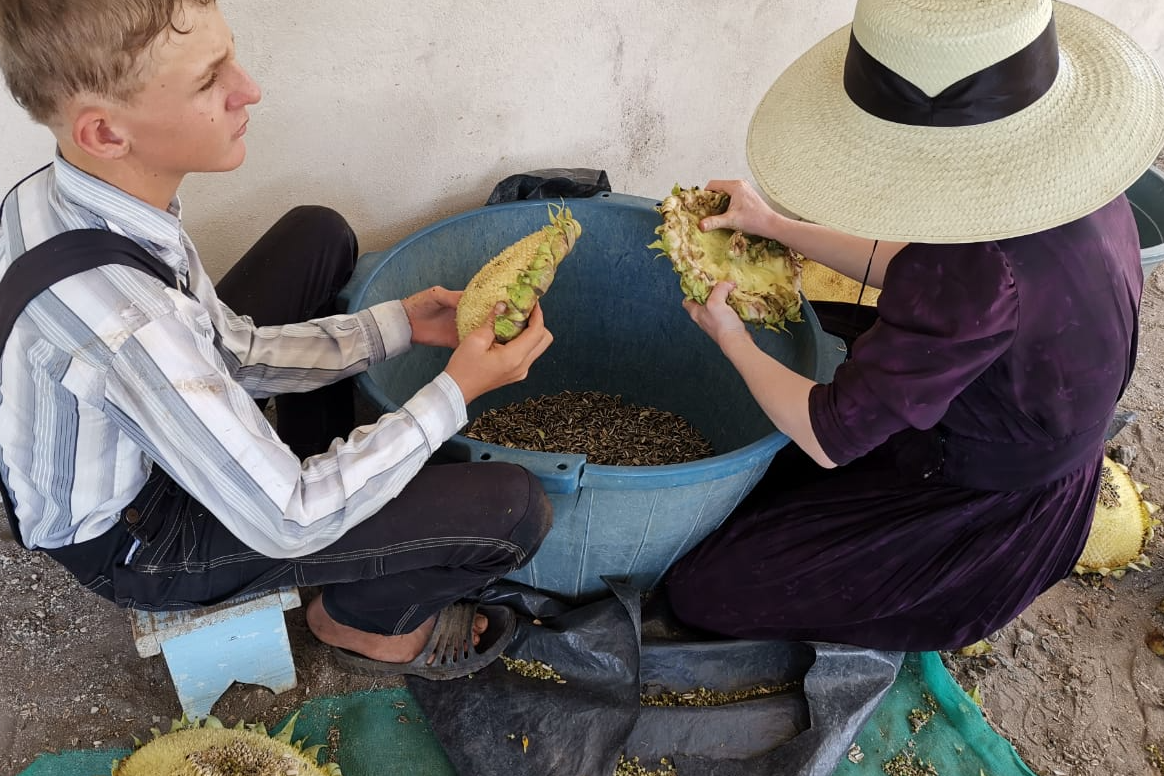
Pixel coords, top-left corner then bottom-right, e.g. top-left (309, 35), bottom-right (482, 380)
top-left (0, 155), bottom-right (467, 557)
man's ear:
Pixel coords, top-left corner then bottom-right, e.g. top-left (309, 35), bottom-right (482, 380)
top-left (72, 106), bottom-right (130, 160)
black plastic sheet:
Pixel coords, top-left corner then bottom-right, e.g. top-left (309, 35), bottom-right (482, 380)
top-left (485, 167), bottom-right (611, 205)
top-left (406, 582), bottom-right (903, 776)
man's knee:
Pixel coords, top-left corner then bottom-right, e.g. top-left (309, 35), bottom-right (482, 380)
top-left (281, 205), bottom-right (358, 265)
top-left (500, 464), bottom-right (553, 562)
top-left (283, 204), bottom-right (351, 235)
top-left (393, 461), bottom-right (553, 568)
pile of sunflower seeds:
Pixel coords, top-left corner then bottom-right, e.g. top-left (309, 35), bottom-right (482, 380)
top-left (464, 390), bottom-right (714, 466)
top-left (640, 682), bottom-right (798, 708)
top-left (499, 654), bottom-right (566, 684)
top-left (613, 754), bottom-right (677, 775)
top-left (882, 745), bottom-right (940, 776)
top-left (907, 692), bottom-right (938, 733)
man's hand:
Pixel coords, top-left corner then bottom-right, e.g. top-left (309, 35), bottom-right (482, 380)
top-left (402, 286), bottom-right (462, 348)
top-left (444, 303), bottom-right (553, 404)
top-left (683, 281), bottom-right (749, 350)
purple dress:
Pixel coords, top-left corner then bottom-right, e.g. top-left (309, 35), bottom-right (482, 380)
top-left (666, 195), bottom-right (1142, 651)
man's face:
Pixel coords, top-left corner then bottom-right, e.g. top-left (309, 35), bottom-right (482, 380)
top-left (112, 2), bottom-right (261, 179)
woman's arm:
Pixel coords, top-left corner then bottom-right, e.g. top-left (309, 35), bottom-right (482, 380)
top-left (701, 179), bottom-right (908, 288)
top-left (684, 282), bottom-right (836, 468)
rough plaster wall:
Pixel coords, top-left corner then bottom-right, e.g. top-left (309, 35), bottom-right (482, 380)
top-left (1, 0), bottom-right (1160, 280)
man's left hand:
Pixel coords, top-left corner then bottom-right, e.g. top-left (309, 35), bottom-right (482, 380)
top-left (402, 286), bottom-right (462, 348)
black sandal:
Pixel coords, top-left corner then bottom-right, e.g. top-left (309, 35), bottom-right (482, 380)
top-left (332, 602), bottom-right (516, 680)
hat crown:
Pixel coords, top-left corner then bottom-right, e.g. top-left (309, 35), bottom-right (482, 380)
top-left (852, 0), bottom-right (1054, 97)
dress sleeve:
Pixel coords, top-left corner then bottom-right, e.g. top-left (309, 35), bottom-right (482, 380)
top-left (808, 242), bottom-right (1019, 466)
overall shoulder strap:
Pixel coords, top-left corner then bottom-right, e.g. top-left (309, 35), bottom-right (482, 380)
top-left (0, 229), bottom-right (176, 348)
top-left (0, 229), bottom-right (177, 548)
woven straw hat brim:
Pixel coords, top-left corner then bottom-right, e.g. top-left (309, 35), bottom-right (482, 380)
top-left (746, 2), bottom-right (1164, 243)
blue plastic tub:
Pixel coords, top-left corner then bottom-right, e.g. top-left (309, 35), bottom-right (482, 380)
top-left (1128, 165), bottom-right (1164, 271)
top-left (340, 192), bottom-right (845, 601)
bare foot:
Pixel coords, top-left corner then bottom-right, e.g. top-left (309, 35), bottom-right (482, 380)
top-left (306, 596), bottom-right (488, 663)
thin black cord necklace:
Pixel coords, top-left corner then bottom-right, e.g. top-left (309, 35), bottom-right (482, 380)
top-left (854, 239), bottom-right (878, 314)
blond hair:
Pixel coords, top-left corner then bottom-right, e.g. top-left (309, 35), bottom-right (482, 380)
top-left (0, 0), bottom-right (216, 124)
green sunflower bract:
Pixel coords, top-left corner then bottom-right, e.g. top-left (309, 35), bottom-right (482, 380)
top-left (455, 202), bottom-right (582, 343)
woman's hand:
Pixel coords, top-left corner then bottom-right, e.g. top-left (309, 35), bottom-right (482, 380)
top-left (402, 286), bottom-right (462, 348)
top-left (685, 280), bottom-right (835, 468)
top-left (699, 179), bottom-right (787, 239)
top-left (683, 281), bottom-right (749, 350)
top-left (702, 179), bottom-right (908, 285)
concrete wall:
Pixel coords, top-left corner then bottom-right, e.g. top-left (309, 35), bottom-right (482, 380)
top-left (2, 0), bottom-right (1161, 280)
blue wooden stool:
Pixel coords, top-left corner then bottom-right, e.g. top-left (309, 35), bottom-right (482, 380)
top-left (130, 586), bottom-right (301, 719)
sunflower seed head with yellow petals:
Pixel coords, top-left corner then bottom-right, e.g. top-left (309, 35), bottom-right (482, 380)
top-left (648, 185), bottom-right (803, 332)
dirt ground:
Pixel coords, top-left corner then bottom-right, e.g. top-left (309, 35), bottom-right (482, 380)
top-left (4, 190), bottom-right (1164, 776)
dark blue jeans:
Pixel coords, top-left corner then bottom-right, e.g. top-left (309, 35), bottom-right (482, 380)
top-left (46, 207), bottom-right (552, 635)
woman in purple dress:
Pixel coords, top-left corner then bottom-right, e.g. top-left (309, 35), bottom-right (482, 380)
top-left (665, 0), bottom-right (1164, 651)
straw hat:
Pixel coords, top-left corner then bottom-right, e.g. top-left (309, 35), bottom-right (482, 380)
top-left (746, 0), bottom-right (1164, 243)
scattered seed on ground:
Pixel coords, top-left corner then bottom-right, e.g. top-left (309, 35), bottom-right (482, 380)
top-left (614, 754), bottom-right (677, 775)
top-left (883, 746), bottom-right (940, 776)
top-left (1146, 742), bottom-right (1164, 771)
top-left (500, 654), bottom-right (566, 683)
top-left (640, 682), bottom-right (798, 707)
top-left (908, 693), bottom-right (939, 733)
top-left (464, 391), bottom-right (714, 466)
top-left (326, 725), bottom-right (340, 765)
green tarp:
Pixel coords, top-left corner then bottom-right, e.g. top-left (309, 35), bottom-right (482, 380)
top-left (18, 652), bottom-right (1036, 776)
top-left (833, 653), bottom-right (1036, 776)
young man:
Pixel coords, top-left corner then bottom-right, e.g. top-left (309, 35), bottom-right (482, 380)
top-left (0, 0), bottom-right (553, 678)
